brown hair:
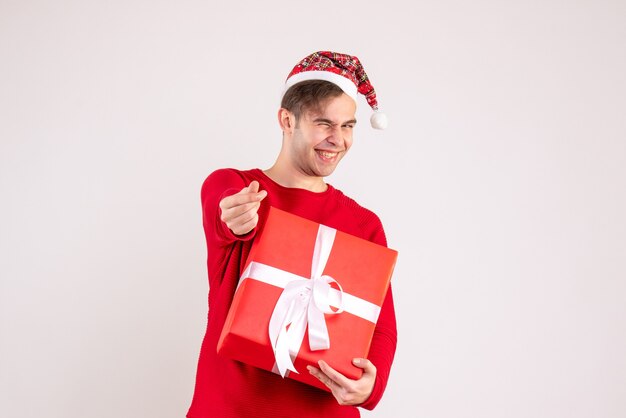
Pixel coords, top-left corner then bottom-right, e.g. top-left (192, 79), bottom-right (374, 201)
top-left (280, 80), bottom-right (344, 123)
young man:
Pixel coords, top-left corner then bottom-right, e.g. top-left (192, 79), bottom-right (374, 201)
top-left (187, 51), bottom-right (396, 418)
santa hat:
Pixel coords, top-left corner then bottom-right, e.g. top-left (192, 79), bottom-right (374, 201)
top-left (282, 51), bottom-right (388, 130)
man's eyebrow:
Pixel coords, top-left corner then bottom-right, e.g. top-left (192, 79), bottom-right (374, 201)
top-left (312, 118), bottom-right (358, 125)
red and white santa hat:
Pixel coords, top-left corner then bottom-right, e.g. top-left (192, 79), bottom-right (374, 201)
top-left (282, 51), bottom-right (388, 130)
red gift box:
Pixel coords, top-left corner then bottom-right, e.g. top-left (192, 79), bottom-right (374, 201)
top-left (217, 206), bottom-right (398, 391)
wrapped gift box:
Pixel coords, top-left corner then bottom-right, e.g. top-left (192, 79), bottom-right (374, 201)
top-left (217, 206), bottom-right (397, 391)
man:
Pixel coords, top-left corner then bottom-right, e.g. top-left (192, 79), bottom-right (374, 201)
top-left (187, 51), bottom-right (396, 418)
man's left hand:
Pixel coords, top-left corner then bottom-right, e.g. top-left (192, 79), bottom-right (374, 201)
top-left (307, 358), bottom-right (376, 406)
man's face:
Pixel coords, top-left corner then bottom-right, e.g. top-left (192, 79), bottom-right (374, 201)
top-left (287, 93), bottom-right (357, 178)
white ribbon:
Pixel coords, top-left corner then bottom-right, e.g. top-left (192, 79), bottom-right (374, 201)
top-left (237, 225), bottom-right (382, 378)
top-left (267, 274), bottom-right (344, 376)
top-left (268, 225), bottom-right (343, 376)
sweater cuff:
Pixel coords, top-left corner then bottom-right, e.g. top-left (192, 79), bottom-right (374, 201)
top-left (358, 371), bottom-right (384, 410)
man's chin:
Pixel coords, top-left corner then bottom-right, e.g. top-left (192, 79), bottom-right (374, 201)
top-left (315, 166), bottom-right (338, 178)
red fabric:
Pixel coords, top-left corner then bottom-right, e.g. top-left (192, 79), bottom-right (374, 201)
top-left (187, 168), bottom-right (397, 418)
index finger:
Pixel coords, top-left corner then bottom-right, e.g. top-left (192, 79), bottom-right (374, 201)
top-left (220, 190), bottom-right (266, 210)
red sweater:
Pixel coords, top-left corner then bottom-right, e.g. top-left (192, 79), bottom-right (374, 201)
top-left (187, 168), bottom-right (397, 418)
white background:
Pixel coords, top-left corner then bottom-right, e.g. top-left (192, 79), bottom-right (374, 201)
top-left (1, 1), bottom-right (625, 417)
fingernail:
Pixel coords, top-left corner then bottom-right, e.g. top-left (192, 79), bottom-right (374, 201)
top-left (353, 358), bottom-right (361, 365)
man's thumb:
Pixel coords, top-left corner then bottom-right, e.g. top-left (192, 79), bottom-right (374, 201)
top-left (352, 358), bottom-right (375, 373)
top-left (248, 181), bottom-right (259, 194)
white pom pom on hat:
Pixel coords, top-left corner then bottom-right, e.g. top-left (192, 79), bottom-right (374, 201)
top-left (282, 51), bottom-right (388, 130)
top-left (370, 111), bottom-right (388, 130)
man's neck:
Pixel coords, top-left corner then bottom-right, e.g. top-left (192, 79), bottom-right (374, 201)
top-left (263, 164), bottom-right (328, 193)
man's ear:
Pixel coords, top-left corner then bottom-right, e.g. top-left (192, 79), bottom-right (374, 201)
top-left (278, 108), bottom-right (295, 133)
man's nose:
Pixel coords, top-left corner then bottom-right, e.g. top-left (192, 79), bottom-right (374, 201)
top-left (326, 125), bottom-right (345, 146)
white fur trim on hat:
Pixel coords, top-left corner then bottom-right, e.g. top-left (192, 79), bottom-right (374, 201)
top-left (282, 70), bottom-right (358, 102)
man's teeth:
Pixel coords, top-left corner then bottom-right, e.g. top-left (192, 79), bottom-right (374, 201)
top-left (318, 151), bottom-right (337, 158)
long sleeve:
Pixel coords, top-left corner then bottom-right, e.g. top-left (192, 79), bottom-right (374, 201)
top-left (359, 286), bottom-right (397, 410)
top-left (358, 218), bottom-right (398, 410)
top-left (201, 168), bottom-right (258, 248)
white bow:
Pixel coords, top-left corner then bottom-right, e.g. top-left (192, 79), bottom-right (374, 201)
top-left (268, 225), bottom-right (344, 377)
